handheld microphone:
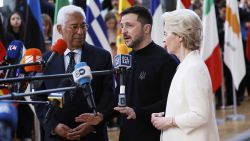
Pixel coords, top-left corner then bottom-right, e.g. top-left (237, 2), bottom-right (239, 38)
top-left (24, 48), bottom-right (43, 73)
top-left (43, 97), bottom-right (61, 124)
top-left (114, 44), bottom-right (132, 107)
top-left (0, 103), bottom-right (17, 139)
top-left (44, 92), bottom-right (64, 124)
top-left (3, 40), bottom-right (24, 79)
top-left (23, 48), bottom-right (43, 92)
top-left (114, 44), bottom-right (131, 69)
top-left (72, 62), bottom-right (96, 114)
top-left (4, 40), bottom-right (24, 65)
top-left (43, 79), bottom-right (67, 124)
top-left (48, 92), bottom-right (64, 108)
top-left (45, 39), bottom-right (67, 67)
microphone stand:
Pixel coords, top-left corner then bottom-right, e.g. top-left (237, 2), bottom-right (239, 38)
top-left (0, 86), bottom-right (78, 100)
top-left (0, 100), bottom-right (49, 105)
top-left (0, 69), bottom-right (116, 83)
top-left (118, 67), bottom-right (126, 107)
top-left (0, 61), bottom-right (46, 70)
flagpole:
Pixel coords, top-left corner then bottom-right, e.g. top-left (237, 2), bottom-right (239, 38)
top-left (221, 48), bottom-right (226, 109)
top-left (226, 79), bottom-right (245, 121)
top-left (214, 94), bottom-right (225, 125)
top-left (216, 50), bottom-right (225, 125)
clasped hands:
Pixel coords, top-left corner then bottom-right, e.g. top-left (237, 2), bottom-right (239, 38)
top-left (151, 112), bottom-right (176, 130)
top-left (53, 117), bottom-right (95, 140)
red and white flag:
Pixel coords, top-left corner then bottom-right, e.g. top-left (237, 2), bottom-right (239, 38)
top-left (176, 0), bottom-right (191, 9)
top-left (201, 0), bottom-right (223, 93)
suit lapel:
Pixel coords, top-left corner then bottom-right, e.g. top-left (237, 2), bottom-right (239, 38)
top-left (44, 54), bottom-right (65, 89)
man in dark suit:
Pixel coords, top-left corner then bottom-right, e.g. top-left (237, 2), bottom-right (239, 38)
top-left (33, 5), bottom-right (114, 141)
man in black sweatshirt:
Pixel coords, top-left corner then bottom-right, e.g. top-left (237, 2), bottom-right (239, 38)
top-left (75, 6), bottom-right (179, 141)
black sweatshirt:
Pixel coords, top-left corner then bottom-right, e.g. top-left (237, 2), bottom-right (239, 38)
top-left (119, 41), bottom-right (179, 141)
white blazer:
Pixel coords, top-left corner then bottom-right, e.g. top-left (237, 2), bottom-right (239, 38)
top-left (161, 50), bottom-right (220, 141)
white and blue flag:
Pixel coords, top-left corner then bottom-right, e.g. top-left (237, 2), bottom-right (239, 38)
top-left (150, 0), bottom-right (164, 47)
top-left (86, 0), bottom-right (112, 55)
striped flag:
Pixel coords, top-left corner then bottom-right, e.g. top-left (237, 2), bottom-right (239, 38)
top-left (150, 0), bottom-right (164, 47)
top-left (117, 0), bottom-right (134, 51)
top-left (224, 0), bottom-right (246, 89)
top-left (52, 0), bottom-right (69, 44)
top-left (176, 0), bottom-right (191, 9)
top-left (201, 0), bottom-right (223, 93)
top-left (85, 0), bottom-right (112, 55)
top-left (24, 0), bottom-right (45, 53)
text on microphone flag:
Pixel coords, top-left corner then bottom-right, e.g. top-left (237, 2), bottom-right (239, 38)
top-left (73, 63), bottom-right (92, 85)
top-left (24, 55), bottom-right (42, 63)
top-left (114, 54), bottom-right (132, 69)
top-left (8, 45), bottom-right (17, 51)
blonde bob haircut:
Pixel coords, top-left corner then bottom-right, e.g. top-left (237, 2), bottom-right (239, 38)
top-left (162, 9), bottom-right (202, 50)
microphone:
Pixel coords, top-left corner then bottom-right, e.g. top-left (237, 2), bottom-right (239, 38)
top-left (72, 62), bottom-right (96, 114)
top-left (43, 96), bottom-right (61, 124)
top-left (45, 39), bottom-right (67, 67)
top-left (0, 103), bottom-right (17, 141)
top-left (24, 48), bottom-right (43, 73)
top-left (114, 44), bottom-right (132, 107)
top-left (23, 48), bottom-right (43, 92)
top-left (3, 40), bottom-right (24, 79)
top-left (4, 40), bottom-right (24, 65)
top-left (44, 92), bottom-right (64, 124)
top-left (43, 79), bottom-right (68, 124)
top-left (48, 92), bottom-right (64, 109)
top-left (114, 44), bottom-right (131, 69)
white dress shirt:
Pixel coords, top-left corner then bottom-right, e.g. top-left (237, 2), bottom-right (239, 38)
top-left (64, 48), bottom-right (82, 70)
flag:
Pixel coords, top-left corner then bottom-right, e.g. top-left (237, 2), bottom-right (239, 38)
top-left (150, 0), bottom-right (164, 47)
top-left (85, 0), bottom-right (112, 55)
top-left (52, 0), bottom-right (69, 44)
top-left (201, 0), bottom-right (223, 93)
top-left (119, 0), bottom-right (134, 13)
top-left (24, 0), bottom-right (45, 53)
top-left (176, 0), bottom-right (191, 9)
top-left (224, 0), bottom-right (246, 89)
top-left (246, 25), bottom-right (250, 62)
top-left (117, 0), bottom-right (134, 50)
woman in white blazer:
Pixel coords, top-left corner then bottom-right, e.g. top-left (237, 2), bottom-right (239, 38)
top-left (151, 9), bottom-right (220, 141)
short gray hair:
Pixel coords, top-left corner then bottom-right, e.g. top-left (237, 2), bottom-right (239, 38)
top-left (162, 9), bottom-right (202, 50)
top-left (57, 5), bottom-right (86, 27)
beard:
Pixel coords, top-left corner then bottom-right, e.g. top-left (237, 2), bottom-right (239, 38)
top-left (125, 34), bottom-right (144, 49)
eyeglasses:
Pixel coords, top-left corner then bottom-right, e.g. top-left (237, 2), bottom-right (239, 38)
top-left (67, 23), bottom-right (89, 32)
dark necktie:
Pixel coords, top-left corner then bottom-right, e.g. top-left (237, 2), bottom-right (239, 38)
top-left (66, 52), bottom-right (76, 101)
top-left (66, 52), bottom-right (76, 73)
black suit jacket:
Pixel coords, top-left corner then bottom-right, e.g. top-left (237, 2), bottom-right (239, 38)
top-left (33, 43), bottom-right (115, 141)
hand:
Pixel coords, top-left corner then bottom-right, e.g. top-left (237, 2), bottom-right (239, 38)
top-left (152, 112), bottom-right (165, 117)
top-left (114, 106), bottom-right (136, 119)
top-left (75, 112), bottom-right (103, 125)
top-left (53, 123), bottom-right (72, 139)
top-left (66, 123), bottom-right (95, 140)
top-left (151, 113), bottom-right (173, 130)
